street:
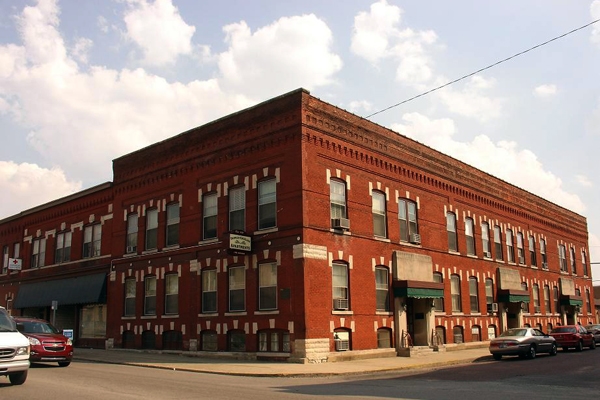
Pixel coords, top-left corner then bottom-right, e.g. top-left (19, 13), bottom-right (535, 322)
top-left (1, 350), bottom-right (599, 399)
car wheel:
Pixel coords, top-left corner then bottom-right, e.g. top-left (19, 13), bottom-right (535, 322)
top-left (9, 370), bottom-right (27, 385)
top-left (58, 361), bottom-right (71, 367)
top-left (527, 345), bottom-right (536, 359)
top-left (493, 354), bottom-right (502, 360)
top-left (550, 343), bottom-right (557, 356)
top-left (576, 341), bottom-right (583, 352)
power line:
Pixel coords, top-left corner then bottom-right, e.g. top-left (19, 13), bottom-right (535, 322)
top-left (365, 18), bottom-right (600, 119)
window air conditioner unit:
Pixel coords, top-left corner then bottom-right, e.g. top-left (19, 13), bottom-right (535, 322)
top-left (484, 251), bottom-right (492, 258)
top-left (332, 218), bottom-right (350, 230)
top-left (409, 233), bottom-right (421, 244)
top-left (335, 339), bottom-right (350, 351)
top-left (542, 262), bottom-right (548, 269)
top-left (126, 246), bottom-right (136, 253)
top-left (491, 302), bottom-right (499, 313)
top-left (333, 298), bottom-right (349, 310)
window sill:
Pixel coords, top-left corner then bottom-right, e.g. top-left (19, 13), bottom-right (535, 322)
top-left (254, 227), bottom-right (278, 235)
top-left (198, 238), bottom-right (219, 245)
top-left (162, 314), bottom-right (179, 318)
top-left (255, 310), bottom-right (279, 315)
top-left (531, 265), bottom-right (538, 269)
top-left (121, 316), bottom-right (136, 320)
top-left (374, 237), bottom-right (390, 242)
top-left (332, 310), bottom-right (353, 315)
top-left (448, 250), bottom-right (460, 256)
top-left (466, 254), bottom-right (477, 259)
top-left (141, 315), bottom-right (157, 319)
top-left (451, 312), bottom-right (465, 315)
top-left (198, 313), bottom-right (218, 317)
top-left (123, 252), bottom-right (137, 258)
top-left (225, 312), bottom-right (247, 316)
top-left (164, 244), bottom-right (180, 251)
top-left (376, 311), bottom-right (393, 316)
top-left (399, 241), bottom-right (420, 247)
top-left (142, 249), bottom-right (158, 255)
top-left (495, 259), bottom-right (504, 263)
top-left (330, 228), bottom-right (352, 235)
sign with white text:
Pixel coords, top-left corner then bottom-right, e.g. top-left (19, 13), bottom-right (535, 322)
top-left (8, 258), bottom-right (22, 270)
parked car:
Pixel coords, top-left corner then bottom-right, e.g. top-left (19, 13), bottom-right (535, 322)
top-left (13, 317), bottom-right (73, 367)
top-left (584, 324), bottom-right (600, 344)
top-left (489, 327), bottom-right (557, 360)
top-left (549, 325), bottom-right (596, 351)
top-left (0, 307), bottom-right (30, 385)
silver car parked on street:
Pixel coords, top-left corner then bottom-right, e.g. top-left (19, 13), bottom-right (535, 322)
top-left (489, 327), bottom-right (558, 360)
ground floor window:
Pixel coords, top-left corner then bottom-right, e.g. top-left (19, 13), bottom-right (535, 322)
top-left (162, 330), bottom-right (182, 350)
top-left (79, 304), bottom-right (106, 338)
top-left (258, 330), bottom-right (290, 352)
top-left (453, 326), bottom-right (464, 344)
top-left (471, 325), bottom-right (481, 342)
top-left (487, 325), bottom-right (497, 339)
top-left (122, 330), bottom-right (135, 349)
top-left (228, 330), bottom-right (246, 352)
top-left (142, 330), bottom-right (156, 349)
top-left (435, 326), bottom-right (446, 345)
top-left (377, 328), bottom-right (392, 348)
top-left (334, 329), bottom-right (351, 351)
top-left (201, 330), bottom-right (217, 351)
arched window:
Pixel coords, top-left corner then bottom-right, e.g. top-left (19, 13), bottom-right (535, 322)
top-left (228, 330), bottom-right (246, 352)
top-left (435, 326), bottom-right (446, 345)
top-left (201, 330), bottom-right (218, 351)
top-left (433, 273), bottom-right (444, 312)
top-left (447, 212), bottom-right (458, 252)
top-left (333, 328), bottom-right (351, 351)
top-left (453, 326), bottom-right (464, 344)
top-left (141, 330), bottom-right (156, 349)
top-left (465, 218), bottom-right (475, 255)
top-left (258, 329), bottom-right (290, 352)
top-left (471, 325), bottom-right (481, 342)
top-left (162, 330), bottom-right (182, 350)
top-left (377, 328), bottom-right (392, 348)
top-left (469, 277), bottom-right (479, 313)
top-left (451, 274), bottom-right (462, 312)
top-left (398, 199), bottom-right (418, 243)
top-left (487, 325), bottom-right (497, 340)
top-left (375, 266), bottom-right (390, 311)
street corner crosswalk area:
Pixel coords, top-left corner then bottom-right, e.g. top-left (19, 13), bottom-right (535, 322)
top-left (72, 346), bottom-right (493, 377)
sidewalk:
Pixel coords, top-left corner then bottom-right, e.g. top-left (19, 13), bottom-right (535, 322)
top-left (72, 346), bottom-right (493, 377)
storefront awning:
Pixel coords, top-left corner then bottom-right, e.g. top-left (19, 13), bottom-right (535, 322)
top-left (393, 280), bottom-right (444, 299)
top-left (14, 273), bottom-right (107, 309)
top-left (497, 289), bottom-right (530, 303)
top-left (560, 295), bottom-right (583, 306)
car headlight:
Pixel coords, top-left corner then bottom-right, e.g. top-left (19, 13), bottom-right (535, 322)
top-left (17, 346), bottom-right (30, 356)
top-left (67, 338), bottom-right (73, 346)
top-left (28, 337), bottom-right (41, 346)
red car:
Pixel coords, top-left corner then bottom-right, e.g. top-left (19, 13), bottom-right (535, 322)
top-left (13, 317), bottom-right (73, 367)
top-left (549, 324), bottom-right (596, 352)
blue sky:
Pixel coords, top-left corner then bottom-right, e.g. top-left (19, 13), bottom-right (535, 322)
top-left (1, 0), bottom-right (599, 278)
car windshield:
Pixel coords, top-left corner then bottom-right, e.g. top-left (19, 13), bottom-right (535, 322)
top-left (0, 311), bottom-right (16, 332)
top-left (500, 328), bottom-right (527, 337)
top-left (585, 325), bottom-right (600, 330)
top-left (17, 320), bottom-right (59, 334)
top-left (551, 327), bottom-right (576, 333)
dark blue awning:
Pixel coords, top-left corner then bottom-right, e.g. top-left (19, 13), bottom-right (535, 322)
top-left (14, 273), bottom-right (107, 309)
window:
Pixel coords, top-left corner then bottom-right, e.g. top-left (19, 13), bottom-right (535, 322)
top-left (544, 285), bottom-right (550, 314)
top-left (553, 286), bottom-right (559, 314)
top-left (582, 250), bottom-right (588, 276)
top-left (433, 273), bottom-right (444, 312)
top-left (228, 330), bottom-right (246, 352)
top-left (447, 212), bottom-right (458, 252)
top-left (145, 209), bottom-right (158, 250)
top-left (516, 232), bottom-right (525, 264)
top-left (472, 326), bottom-right (481, 342)
top-left (465, 218), bottom-right (475, 255)
top-left (31, 238), bottom-right (46, 268)
top-left (375, 267), bottom-right (389, 311)
top-left (398, 199), bottom-right (418, 242)
top-left (229, 266), bottom-right (245, 312)
top-left (528, 235), bottom-right (537, 266)
top-left (586, 290), bottom-right (591, 314)
top-left (488, 325), bottom-right (497, 340)
top-left (165, 203), bottom-right (180, 247)
top-left (83, 224), bottom-right (101, 258)
top-left (558, 244), bottom-right (567, 272)
top-left (453, 326), bottom-right (464, 344)
top-left (55, 231), bottom-right (72, 263)
top-left (201, 330), bottom-right (217, 351)
top-left (377, 328), bottom-right (392, 348)
top-left (203, 193), bottom-right (218, 240)
top-left (330, 179), bottom-right (347, 220)
top-left (201, 269), bottom-right (217, 313)
top-left (521, 282), bottom-right (529, 312)
top-left (469, 277), bottom-right (479, 313)
top-left (229, 186), bottom-right (246, 231)
top-left (485, 278), bottom-right (494, 311)
top-left (570, 247), bottom-right (576, 274)
top-left (332, 263), bottom-right (349, 310)
top-left (533, 284), bottom-right (540, 313)
top-left (435, 326), bottom-right (446, 344)
top-left (126, 214), bottom-right (138, 253)
top-left (258, 330), bottom-right (290, 352)
top-left (540, 239), bottom-right (547, 268)
top-left (334, 329), bottom-right (351, 351)
top-left (2, 245), bottom-right (8, 274)
top-left (372, 191), bottom-right (387, 238)
top-left (481, 222), bottom-right (491, 257)
top-left (506, 229), bottom-right (514, 263)
top-left (124, 278), bottom-right (136, 317)
top-left (144, 276), bottom-right (157, 315)
top-left (258, 178), bottom-right (276, 229)
top-left (165, 274), bottom-right (178, 315)
top-left (79, 304), bottom-right (106, 339)
top-left (494, 225), bottom-right (503, 260)
top-left (259, 262), bottom-right (277, 310)
top-left (451, 274), bottom-right (462, 312)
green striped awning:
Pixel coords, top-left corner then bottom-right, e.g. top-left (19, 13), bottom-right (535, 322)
top-left (392, 280), bottom-right (444, 299)
top-left (497, 289), bottom-right (530, 303)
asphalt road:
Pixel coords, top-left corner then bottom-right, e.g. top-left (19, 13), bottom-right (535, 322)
top-left (1, 349), bottom-right (599, 399)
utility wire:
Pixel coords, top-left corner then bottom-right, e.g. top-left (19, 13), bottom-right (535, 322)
top-left (365, 18), bottom-right (600, 119)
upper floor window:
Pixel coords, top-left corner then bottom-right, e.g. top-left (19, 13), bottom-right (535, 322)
top-left (558, 244), bottom-right (567, 272)
top-left (540, 239), bottom-right (547, 268)
top-left (2, 245), bottom-right (8, 274)
top-left (229, 266), bottom-right (246, 312)
top-left (532, 284), bottom-right (540, 313)
top-left (485, 278), bottom-right (494, 309)
top-left (585, 289), bottom-right (591, 314)
top-left (553, 286), bottom-right (559, 313)
top-left (469, 277), bottom-right (479, 313)
top-left (201, 269), bottom-right (217, 313)
top-left (165, 203), bottom-right (180, 247)
top-left (229, 186), bottom-right (246, 232)
top-left (145, 209), bottom-right (158, 250)
top-left (521, 282), bottom-right (530, 312)
top-left (332, 262), bottom-right (349, 310)
top-left (481, 222), bottom-right (491, 257)
top-left (494, 225), bottom-right (503, 260)
top-left (506, 229), bottom-right (514, 263)
top-left (582, 250), bottom-right (588, 276)
top-left (144, 275), bottom-right (157, 315)
top-left (451, 274), bottom-right (462, 312)
top-left (516, 233), bottom-right (525, 264)
top-left (544, 285), bottom-right (551, 314)
top-left (372, 191), bottom-right (387, 238)
top-left (126, 214), bottom-right (138, 253)
top-left (258, 179), bottom-right (277, 230)
top-left (433, 273), bottom-right (444, 312)
top-left (465, 218), bottom-right (475, 255)
top-left (528, 235), bottom-right (537, 267)
top-left (165, 274), bottom-right (179, 315)
top-left (330, 179), bottom-right (347, 220)
top-left (55, 231), bottom-right (72, 263)
top-left (398, 199), bottom-right (418, 243)
top-left (83, 224), bottom-right (101, 258)
top-left (259, 262), bottom-right (277, 311)
top-left (203, 193), bottom-right (218, 240)
top-left (31, 238), bottom-right (46, 268)
top-left (569, 246), bottom-right (576, 275)
top-left (375, 267), bottom-right (389, 311)
top-left (124, 278), bottom-right (136, 317)
top-left (447, 212), bottom-right (458, 252)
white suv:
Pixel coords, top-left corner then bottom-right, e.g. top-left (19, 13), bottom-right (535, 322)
top-left (0, 307), bottom-right (30, 385)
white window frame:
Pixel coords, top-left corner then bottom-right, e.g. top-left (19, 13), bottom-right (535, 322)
top-left (165, 274), bottom-right (179, 315)
top-left (203, 193), bottom-right (218, 240)
top-left (201, 269), bottom-right (217, 313)
top-left (228, 266), bottom-right (246, 312)
top-left (229, 186), bottom-right (246, 232)
top-left (144, 275), bottom-right (157, 315)
top-left (259, 262), bottom-right (277, 310)
top-left (372, 191), bottom-right (387, 238)
top-left (165, 203), bottom-right (180, 247)
top-left (258, 179), bottom-right (277, 230)
top-left (145, 209), bottom-right (158, 250)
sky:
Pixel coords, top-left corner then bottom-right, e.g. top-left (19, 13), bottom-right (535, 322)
top-left (0, 0), bottom-right (599, 280)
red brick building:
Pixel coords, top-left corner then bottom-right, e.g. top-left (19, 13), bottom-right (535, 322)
top-left (0, 89), bottom-right (594, 362)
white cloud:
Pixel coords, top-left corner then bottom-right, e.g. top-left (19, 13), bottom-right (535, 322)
top-left (576, 174), bottom-right (593, 187)
top-left (348, 100), bottom-right (373, 113)
top-left (71, 37), bottom-right (93, 64)
top-left (587, 98), bottom-right (600, 135)
top-left (591, 0), bottom-right (600, 46)
top-left (533, 84), bottom-right (557, 98)
top-left (391, 113), bottom-right (586, 213)
top-left (97, 15), bottom-right (109, 34)
top-left (123, 0), bottom-right (195, 66)
top-left (434, 76), bottom-right (504, 121)
top-left (0, 161), bottom-right (81, 217)
top-left (218, 15), bottom-right (342, 98)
